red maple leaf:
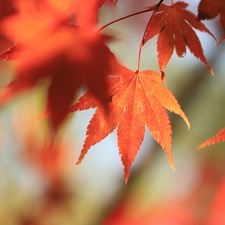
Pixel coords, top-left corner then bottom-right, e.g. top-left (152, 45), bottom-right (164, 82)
top-left (70, 66), bottom-right (190, 182)
top-left (198, 0), bottom-right (225, 43)
top-left (198, 128), bottom-right (225, 149)
top-left (0, 0), bottom-right (120, 132)
top-left (143, 2), bottom-right (215, 76)
top-left (0, 25), bottom-right (118, 131)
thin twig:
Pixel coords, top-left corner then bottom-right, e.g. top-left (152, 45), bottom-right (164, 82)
top-left (157, 0), bottom-right (164, 8)
top-left (98, 7), bottom-right (157, 32)
top-left (136, 0), bottom-right (164, 72)
top-left (98, 0), bottom-right (165, 71)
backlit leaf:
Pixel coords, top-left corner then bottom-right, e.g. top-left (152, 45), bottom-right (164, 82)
top-left (0, 25), bottom-right (118, 132)
top-left (70, 66), bottom-right (190, 182)
top-left (143, 2), bottom-right (215, 75)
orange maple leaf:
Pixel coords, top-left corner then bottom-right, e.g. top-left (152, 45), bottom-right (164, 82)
top-left (70, 66), bottom-right (190, 182)
top-left (143, 2), bottom-right (215, 75)
top-left (198, 128), bottom-right (225, 150)
top-left (198, 0), bottom-right (225, 43)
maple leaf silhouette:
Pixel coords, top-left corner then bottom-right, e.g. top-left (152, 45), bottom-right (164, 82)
top-left (198, 0), bottom-right (225, 43)
top-left (70, 66), bottom-right (190, 182)
top-left (198, 128), bottom-right (225, 149)
top-left (143, 2), bottom-right (215, 75)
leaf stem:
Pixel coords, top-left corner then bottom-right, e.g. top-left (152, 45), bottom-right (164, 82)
top-left (157, 0), bottom-right (165, 7)
top-left (136, 0), bottom-right (164, 72)
top-left (98, 0), bottom-right (164, 72)
top-left (98, 8), bottom-right (156, 32)
top-left (136, 12), bottom-right (157, 72)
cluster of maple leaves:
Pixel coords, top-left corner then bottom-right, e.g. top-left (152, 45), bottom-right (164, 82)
top-left (0, 0), bottom-right (224, 182)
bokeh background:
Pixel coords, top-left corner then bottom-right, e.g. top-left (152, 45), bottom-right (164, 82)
top-left (0, 0), bottom-right (225, 224)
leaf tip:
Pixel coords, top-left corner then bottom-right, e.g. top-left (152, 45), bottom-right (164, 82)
top-left (169, 158), bottom-right (176, 171)
top-left (123, 162), bottom-right (131, 184)
top-left (171, 164), bottom-right (176, 172)
top-left (76, 148), bottom-right (87, 165)
top-left (209, 67), bottom-right (214, 76)
top-left (197, 141), bottom-right (211, 150)
top-left (187, 120), bottom-right (191, 130)
top-left (161, 71), bottom-right (165, 80)
top-left (197, 128), bottom-right (225, 150)
top-left (166, 150), bottom-right (175, 171)
top-left (76, 158), bottom-right (82, 165)
top-left (124, 169), bottom-right (130, 184)
top-left (181, 112), bottom-right (190, 130)
top-left (217, 35), bottom-right (225, 45)
top-left (197, 145), bottom-right (203, 150)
